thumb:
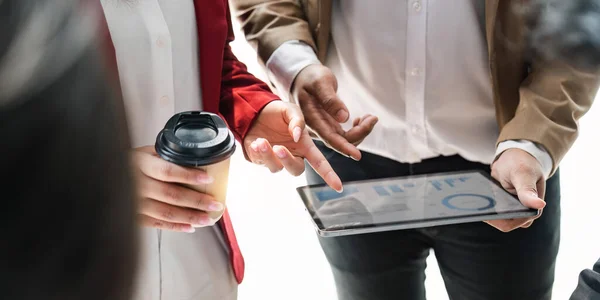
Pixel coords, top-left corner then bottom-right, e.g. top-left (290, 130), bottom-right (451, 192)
top-left (317, 90), bottom-right (349, 123)
top-left (313, 73), bottom-right (349, 123)
top-left (283, 103), bottom-right (306, 143)
top-left (511, 170), bottom-right (546, 210)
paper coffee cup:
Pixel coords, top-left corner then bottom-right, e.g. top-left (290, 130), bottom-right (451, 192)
top-left (155, 111), bottom-right (236, 220)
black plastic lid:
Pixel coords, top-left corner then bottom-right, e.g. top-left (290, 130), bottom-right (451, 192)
top-left (155, 111), bottom-right (236, 167)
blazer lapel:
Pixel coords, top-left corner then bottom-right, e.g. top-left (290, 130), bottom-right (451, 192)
top-left (485, 0), bottom-right (499, 56)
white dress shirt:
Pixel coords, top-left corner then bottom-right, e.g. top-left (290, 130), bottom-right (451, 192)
top-left (266, 0), bottom-right (552, 178)
top-left (101, 1), bottom-right (237, 299)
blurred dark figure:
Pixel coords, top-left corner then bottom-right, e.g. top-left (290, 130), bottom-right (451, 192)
top-left (521, 0), bottom-right (600, 71)
top-left (0, 1), bottom-right (138, 300)
top-left (571, 259), bottom-right (600, 300)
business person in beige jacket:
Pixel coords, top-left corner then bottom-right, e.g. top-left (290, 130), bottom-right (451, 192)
top-left (232, 1), bottom-right (600, 299)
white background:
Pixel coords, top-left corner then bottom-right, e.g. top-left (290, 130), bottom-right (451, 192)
top-left (226, 20), bottom-right (600, 300)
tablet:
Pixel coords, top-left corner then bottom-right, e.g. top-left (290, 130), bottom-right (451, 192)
top-left (296, 170), bottom-right (538, 237)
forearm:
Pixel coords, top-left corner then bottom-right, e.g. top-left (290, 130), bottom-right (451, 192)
top-left (231, 0), bottom-right (315, 65)
top-left (498, 60), bottom-right (600, 176)
top-left (220, 43), bottom-right (280, 142)
top-left (219, 5), bottom-right (280, 142)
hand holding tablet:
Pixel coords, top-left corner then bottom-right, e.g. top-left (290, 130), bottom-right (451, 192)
top-left (296, 170), bottom-right (538, 237)
top-left (488, 148), bottom-right (547, 232)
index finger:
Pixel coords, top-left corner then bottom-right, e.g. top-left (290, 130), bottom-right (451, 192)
top-left (302, 142), bottom-right (343, 192)
top-left (320, 94), bottom-right (350, 123)
top-left (302, 80), bottom-right (349, 123)
top-left (136, 152), bottom-right (213, 185)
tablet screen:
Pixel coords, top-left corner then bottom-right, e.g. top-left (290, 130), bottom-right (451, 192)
top-left (296, 170), bottom-right (535, 232)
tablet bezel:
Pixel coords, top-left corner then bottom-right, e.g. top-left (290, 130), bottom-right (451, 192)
top-left (296, 169), bottom-right (539, 237)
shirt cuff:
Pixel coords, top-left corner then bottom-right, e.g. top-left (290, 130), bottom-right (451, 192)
top-left (495, 140), bottom-right (553, 180)
top-left (265, 40), bottom-right (322, 100)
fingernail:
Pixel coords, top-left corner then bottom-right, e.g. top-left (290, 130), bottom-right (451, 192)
top-left (199, 216), bottom-right (211, 226)
top-left (250, 142), bottom-right (259, 152)
top-left (198, 175), bottom-right (213, 184)
top-left (260, 142), bottom-right (269, 152)
top-left (208, 201), bottom-right (224, 211)
top-left (337, 152), bottom-right (351, 159)
top-left (185, 226), bottom-right (196, 233)
top-left (326, 173), bottom-right (344, 193)
top-left (335, 109), bottom-right (349, 122)
top-left (275, 147), bottom-right (287, 159)
top-left (293, 127), bottom-right (302, 143)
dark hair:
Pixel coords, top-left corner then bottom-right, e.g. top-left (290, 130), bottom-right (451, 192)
top-left (0, 1), bottom-right (138, 300)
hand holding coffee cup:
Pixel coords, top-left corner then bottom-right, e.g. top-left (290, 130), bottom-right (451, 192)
top-left (133, 146), bottom-right (224, 233)
top-left (133, 112), bottom-right (236, 233)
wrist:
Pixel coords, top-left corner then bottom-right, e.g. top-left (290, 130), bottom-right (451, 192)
top-left (495, 140), bottom-right (553, 179)
top-left (266, 40), bottom-right (322, 101)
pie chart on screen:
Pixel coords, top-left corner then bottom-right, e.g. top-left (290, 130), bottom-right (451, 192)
top-left (442, 193), bottom-right (496, 211)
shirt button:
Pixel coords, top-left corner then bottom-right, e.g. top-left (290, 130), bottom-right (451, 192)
top-left (410, 68), bottom-right (421, 76)
top-left (160, 95), bottom-right (170, 105)
top-left (411, 125), bottom-right (421, 135)
top-left (156, 37), bottom-right (166, 48)
top-left (408, 151), bottom-right (420, 162)
top-left (412, 1), bottom-right (422, 12)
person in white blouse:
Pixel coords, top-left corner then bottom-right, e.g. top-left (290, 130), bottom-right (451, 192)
top-left (100, 1), bottom-right (350, 299)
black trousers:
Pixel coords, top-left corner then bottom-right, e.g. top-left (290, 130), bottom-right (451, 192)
top-left (305, 142), bottom-right (561, 300)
